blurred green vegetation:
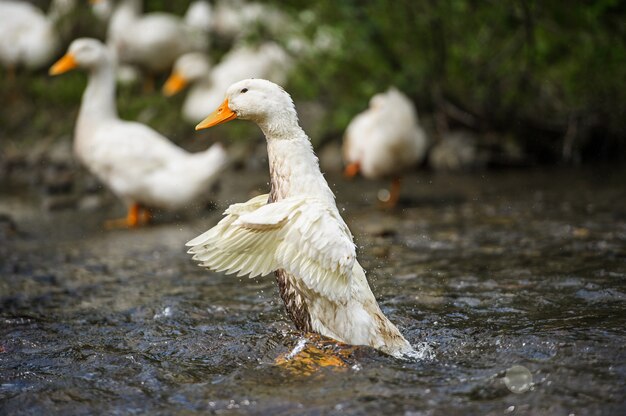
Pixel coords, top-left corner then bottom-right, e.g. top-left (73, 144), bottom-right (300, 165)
top-left (274, 0), bottom-right (626, 163)
top-left (1, 0), bottom-right (624, 165)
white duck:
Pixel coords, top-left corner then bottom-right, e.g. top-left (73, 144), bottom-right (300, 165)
top-left (187, 79), bottom-right (415, 358)
top-left (49, 38), bottom-right (228, 227)
top-left (210, 0), bottom-right (288, 41)
top-left (0, 0), bottom-right (74, 73)
top-left (104, 0), bottom-right (210, 76)
top-left (163, 42), bottom-right (292, 123)
top-left (343, 87), bottom-right (428, 208)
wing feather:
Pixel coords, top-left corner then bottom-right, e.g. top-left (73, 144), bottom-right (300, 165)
top-left (187, 195), bottom-right (356, 300)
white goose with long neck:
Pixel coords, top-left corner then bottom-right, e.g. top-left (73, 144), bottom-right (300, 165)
top-left (188, 79), bottom-right (416, 358)
top-left (49, 38), bottom-right (227, 227)
top-left (75, 45), bottom-right (118, 145)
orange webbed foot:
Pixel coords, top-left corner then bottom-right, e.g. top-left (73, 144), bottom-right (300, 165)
top-left (275, 333), bottom-right (358, 377)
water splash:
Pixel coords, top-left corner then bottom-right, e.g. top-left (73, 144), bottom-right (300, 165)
top-left (402, 341), bottom-right (436, 361)
top-left (153, 306), bottom-right (173, 320)
top-left (284, 337), bottom-right (308, 360)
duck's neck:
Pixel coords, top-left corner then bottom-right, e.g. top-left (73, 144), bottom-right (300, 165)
top-left (77, 59), bottom-right (118, 130)
top-left (261, 120), bottom-right (335, 205)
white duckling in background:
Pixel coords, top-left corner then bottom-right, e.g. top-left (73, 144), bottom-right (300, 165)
top-left (0, 0), bottom-right (75, 76)
top-left (49, 38), bottom-right (228, 227)
top-left (343, 87), bottom-right (428, 208)
top-left (101, 0), bottom-right (211, 87)
top-left (183, 0), bottom-right (213, 31)
top-left (187, 79), bottom-right (415, 358)
top-left (210, 0), bottom-right (288, 42)
top-left (163, 42), bottom-right (292, 123)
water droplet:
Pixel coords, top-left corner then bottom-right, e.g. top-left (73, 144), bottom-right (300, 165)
top-left (153, 306), bottom-right (172, 320)
top-left (377, 189), bottom-right (390, 202)
top-left (503, 365), bottom-right (532, 394)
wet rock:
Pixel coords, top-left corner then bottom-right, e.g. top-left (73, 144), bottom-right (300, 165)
top-left (81, 174), bottom-right (104, 194)
top-left (78, 194), bottom-right (106, 211)
top-left (42, 194), bottom-right (77, 211)
top-left (47, 138), bottom-right (74, 166)
top-left (33, 274), bottom-right (58, 285)
top-left (428, 130), bottom-right (485, 172)
top-left (0, 213), bottom-right (18, 239)
top-left (0, 146), bottom-right (26, 179)
top-left (24, 136), bottom-right (55, 169)
top-left (42, 167), bottom-right (74, 195)
top-left (572, 227), bottom-right (591, 238)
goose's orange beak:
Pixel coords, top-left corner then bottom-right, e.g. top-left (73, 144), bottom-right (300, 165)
top-left (162, 71), bottom-right (188, 96)
top-left (195, 98), bottom-right (237, 130)
top-left (49, 53), bottom-right (78, 76)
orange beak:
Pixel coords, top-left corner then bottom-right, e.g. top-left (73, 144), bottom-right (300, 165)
top-left (49, 53), bottom-right (78, 76)
top-left (162, 71), bottom-right (188, 96)
top-left (344, 162), bottom-right (360, 178)
top-left (195, 98), bottom-right (237, 130)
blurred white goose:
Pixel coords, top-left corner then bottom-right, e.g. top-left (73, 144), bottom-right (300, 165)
top-left (210, 0), bottom-right (288, 41)
top-left (49, 38), bottom-right (228, 227)
top-left (163, 42), bottom-right (292, 123)
top-left (343, 87), bottom-right (428, 208)
top-left (0, 0), bottom-right (74, 73)
top-left (187, 79), bottom-right (415, 358)
top-left (104, 0), bottom-right (211, 75)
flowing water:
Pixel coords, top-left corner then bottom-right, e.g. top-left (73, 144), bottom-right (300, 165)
top-left (1, 167), bottom-right (625, 415)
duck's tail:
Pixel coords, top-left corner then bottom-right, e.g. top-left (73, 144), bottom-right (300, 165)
top-left (186, 142), bottom-right (229, 187)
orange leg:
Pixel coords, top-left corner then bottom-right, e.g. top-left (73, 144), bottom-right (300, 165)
top-left (104, 203), bottom-right (142, 229)
top-left (344, 162), bottom-right (360, 179)
top-left (380, 176), bottom-right (401, 209)
top-left (128, 203), bottom-right (140, 226)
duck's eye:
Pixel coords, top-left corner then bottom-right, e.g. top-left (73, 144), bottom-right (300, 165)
top-left (241, 88), bottom-right (248, 93)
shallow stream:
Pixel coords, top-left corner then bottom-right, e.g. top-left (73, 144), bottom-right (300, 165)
top-left (1, 167), bottom-right (625, 415)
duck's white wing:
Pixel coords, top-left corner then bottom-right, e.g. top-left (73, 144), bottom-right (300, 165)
top-left (187, 195), bottom-right (356, 301)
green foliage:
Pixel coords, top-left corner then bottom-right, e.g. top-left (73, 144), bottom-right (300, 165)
top-left (272, 0), bottom-right (626, 162)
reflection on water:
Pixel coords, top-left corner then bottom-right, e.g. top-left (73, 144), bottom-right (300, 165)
top-left (1, 168), bottom-right (625, 414)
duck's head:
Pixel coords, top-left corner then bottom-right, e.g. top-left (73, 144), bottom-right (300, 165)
top-left (163, 53), bottom-right (211, 97)
top-left (196, 78), bottom-right (297, 130)
top-left (49, 38), bottom-right (109, 75)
